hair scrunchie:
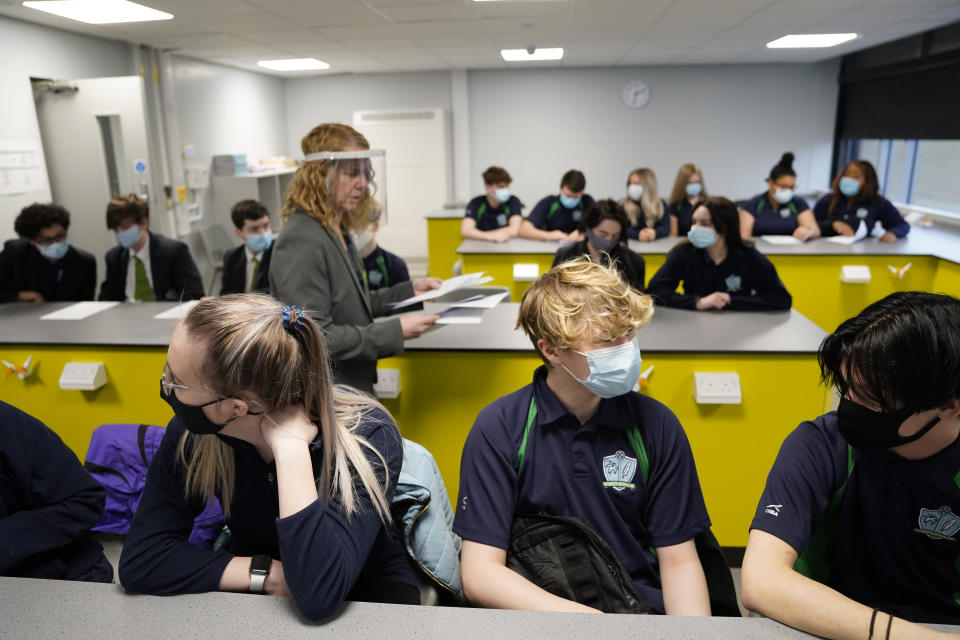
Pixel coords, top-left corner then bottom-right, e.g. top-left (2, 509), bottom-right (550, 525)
top-left (281, 305), bottom-right (305, 334)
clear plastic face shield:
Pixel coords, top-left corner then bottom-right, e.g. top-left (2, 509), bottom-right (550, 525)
top-left (303, 149), bottom-right (386, 231)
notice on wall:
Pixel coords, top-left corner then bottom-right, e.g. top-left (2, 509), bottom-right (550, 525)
top-left (0, 141), bottom-right (45, 196)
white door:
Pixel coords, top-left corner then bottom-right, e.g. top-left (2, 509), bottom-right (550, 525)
top-left (33, 76), bottom-right (160, 285)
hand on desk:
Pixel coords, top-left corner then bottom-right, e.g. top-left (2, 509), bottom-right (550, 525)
top-left (413, 277), bottom-right (443, 295)
top-left (636, 228), bottom-right (656, 242)
top-left (401, 313), bottom-right (440, 339)
top-left (489, 229), bottom-right (512, 243)
top-left (17, 291), bottom-right (44, 303)
top-left (696, 292), bottom-right (731, 311)
top-left (879, 231), bottom-right (899, 243)
top-left (832, 221), bottom-right (855, 236)
top-left (792, 226), bottom-right (816, 241)
top-left (265, 559), bottom-right (292, 597)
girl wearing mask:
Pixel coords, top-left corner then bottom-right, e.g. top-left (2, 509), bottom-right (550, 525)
top-left (552, 199), bottom-right (646, 291)
top-left (647, 197), bottom-right (791, 311)
top-left (813, 160), bottom-right (909, 243)
top-left (620, 168), bottom-right (670, 241)
top-left (667, 163), bottom-right (707, 237)
top-left (119, 294), bottom-right (418, 621)
top-left (738, 153), bottom-right (819, 241)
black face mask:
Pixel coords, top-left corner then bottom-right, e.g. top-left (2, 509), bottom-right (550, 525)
top-left (836, 398), bottom-right (941, 450)
top-left (160, 382), bottom-right (251, 435)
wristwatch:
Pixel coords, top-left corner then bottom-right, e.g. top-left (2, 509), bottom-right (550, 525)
top-left (249, 555), bottom-right (271, 593)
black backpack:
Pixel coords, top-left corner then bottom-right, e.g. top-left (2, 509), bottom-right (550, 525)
top-left (509, 393), bottom-right (741, 616)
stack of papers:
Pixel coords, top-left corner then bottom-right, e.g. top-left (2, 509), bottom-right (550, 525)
top-left (435, 291), bottom-right (509, 325)
top-left (392, 272), bottom-right (494, 309)
top-left (153, 301), bottom-right (200, 320)
top-left (760, 236), bottom-right (803, 246)
top-left (826, 221), bottom-right (868, 245)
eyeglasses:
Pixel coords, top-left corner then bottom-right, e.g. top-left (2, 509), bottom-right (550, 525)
top-left (160, 362), bottom-right (214, 398)
top-left (33, 231), bottom-right (67, 247)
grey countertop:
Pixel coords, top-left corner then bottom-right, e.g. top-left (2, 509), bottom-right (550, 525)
top-left (425, 208), bottom-right (466, 219)
top-left (457, 225), bottom-right (960, 263)
top-left (9, 576), bottom-right (958, 639)
top-left (0, 302), bottom-right (826, 353)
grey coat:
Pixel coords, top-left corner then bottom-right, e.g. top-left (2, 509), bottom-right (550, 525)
top-left (269, 211), bottom-right (414, 394)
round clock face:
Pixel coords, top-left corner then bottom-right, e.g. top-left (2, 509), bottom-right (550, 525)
top-left (623, 80), bottom-right (651, 109)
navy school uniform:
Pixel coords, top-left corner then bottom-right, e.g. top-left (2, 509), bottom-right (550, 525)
top-left (465, 195), bottom-right (524, 232)
top-left (362, 245), bottom-right (410, 291)
top-left (0, 238), bottom-right (96, 303)
top-left (552, 240), bottom-right (646, 291)
top-left (670, 199), bottom-right (697, 237)
top-left (751, 412), bottom-right (960, 624)
top-left (0, 401), bottom-right (113, 582)
top-left (526, 194), bottom-right (597, 234)
top-left (622, 198), bottom-right (671, 240)
top-left (740, 192), bottom-right (811, 236)
top-left (453, 366), bottom-right (711, 614)
top-left (646, 241), bottom-right (792, 311)
top-left (813, 194), bottom-right (910, 239)
top-left (118, 412), bottom-right (417, 622)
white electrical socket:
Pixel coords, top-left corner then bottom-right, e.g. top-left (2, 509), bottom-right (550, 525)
top-left (694, 372), bottom-right (741, 404)
top-left (513, 263), bottom-right (540, 282)
top-left (59, 362), bottom-right (108, 391)
top-left (374, 368), bottom-right (401, 399)
top-left (841, 265), bottom-right (871, 283)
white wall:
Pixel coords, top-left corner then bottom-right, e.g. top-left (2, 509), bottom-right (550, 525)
top-left (468, 63), bottom-right (840, 208)
top-left (172, 55), bottom-right (289, 229)
top-left (0, 16), bottom-right (131, 242)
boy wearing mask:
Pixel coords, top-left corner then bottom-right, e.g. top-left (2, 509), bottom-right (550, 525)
top-left (220, 199), bottom-right (273, 295)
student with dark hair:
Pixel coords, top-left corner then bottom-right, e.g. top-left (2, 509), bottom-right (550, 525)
top-left (0, 203), bottom-right (96, 303)
top-left (520, 169), bottom-right (595, 242)
top-left (742, 291), bottom-right (960, 638)
top-left (647, 197), bottom-right (791, 311)
top-left (553, 199), bottom-right (645, 291)
top-left (667, 163), bottom-right (707, 237)
top-left (99, 193), bottom-right (204, 302)
top-left (619, 168), bottom-right (670, 241)
top-left (462, 166), bottom-right (524, 243)
top-left (814, 160), bottom-right (909, 243)
top-left (739, 152), bottom-right (819, 241)
top-left (0, 400), bottom-right (113, 583)
top-left (220, 200), bottom-right (273, 295)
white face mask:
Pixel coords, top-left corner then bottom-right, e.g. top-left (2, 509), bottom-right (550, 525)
top-left (773, 188), bottom-right (794, 204)
top-left (627, 184), bottom-right (644, 201)
top-left (349, 227), bottom-right (375, 249)
top-left (561, 337), bottom-right (643, 399)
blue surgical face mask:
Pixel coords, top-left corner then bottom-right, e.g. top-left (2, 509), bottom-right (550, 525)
top-left (685, 183), bottom-right (702, 197)
top-left (245, 231), bottom-right (272, 253)
top-left (37, 240), bottom-right (70, 261)
top-left (494, 188), bottom-right (511, 204)
top-left (687, 225), bottom-right (717, 249)
top-left (562, 336), bottom-right (643, 399)
top-left (838, 177), bottom-right (861, 198)
top-left (627, 184), bottom-right (644, 201)
top-left (116, 225), bottom-right (142, 249)
top-left (559, 194), bottom-right (581, 210)
top-left (773, 188), bottom-right (794, 204)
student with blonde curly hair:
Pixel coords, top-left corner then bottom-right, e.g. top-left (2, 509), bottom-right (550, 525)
top-left (454, 259), bottom-right (712, 615)
top-left (119, 294), bottom-right (418, 621)
top-left (269, 122), bottom-right (441, 395)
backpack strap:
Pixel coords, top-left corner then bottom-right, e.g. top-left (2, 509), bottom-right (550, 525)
top-left (793, 445), bottom-right (854, 582)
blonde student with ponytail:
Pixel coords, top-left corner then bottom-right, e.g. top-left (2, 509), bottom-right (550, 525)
top-left (119, 294), bottom-right (418, 621)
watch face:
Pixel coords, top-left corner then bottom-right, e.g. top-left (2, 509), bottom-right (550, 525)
top-left (250, 554), bottom-right (271, 574)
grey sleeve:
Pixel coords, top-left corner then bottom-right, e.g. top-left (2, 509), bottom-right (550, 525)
top-left (369, 280), bottom-right (415, 317)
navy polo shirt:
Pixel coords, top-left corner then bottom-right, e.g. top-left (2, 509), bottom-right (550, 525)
top-left (362, 245), bottom-right (410, 291)
top-left (465, 195), bottom-right (524, 232)
top-left (741, 192), bottom-right (811, 236)
top-left (670, 200), bottom-right (697, 236)
top-left (752, 412), bottom-right (960, 624)
top-left (623, 198), bottom-right (671, 240)
top-left (453, 366), bottom-right (710, 614)
top-left (646, 241), bottom-right (792, 311)
top-left (813, 194), bottom-right (910, 239)
top-left (527, 194), bottom-right (597, 233)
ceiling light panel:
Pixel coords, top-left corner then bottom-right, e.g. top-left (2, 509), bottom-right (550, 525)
top-left (500, 47), bottom-right (563, 61)
top-left (257, 58), bottom-right (330, 71)
top-left (22, 0), bottom-right (174, 24)
top-left (766, 33), bottom-right (858, 48)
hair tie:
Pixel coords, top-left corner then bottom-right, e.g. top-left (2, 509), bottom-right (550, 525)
top-left (281, 305), bottom-right (305, 334)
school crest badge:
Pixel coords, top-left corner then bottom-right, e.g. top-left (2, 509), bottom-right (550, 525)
top-left (602, 450), bottom-right (636, 491)
top-left (725, 274), bottom-right (742, 292)
top-left (856, 208), bottom-right (869, 219)
top-left (573, 210), bottom-right (582, 221)
top-left (368, 270), bottom-right (383, 286)
top-left (917, 506), bottom-right (960, 541)
top-left (497, 213), bottom-right (507, 226)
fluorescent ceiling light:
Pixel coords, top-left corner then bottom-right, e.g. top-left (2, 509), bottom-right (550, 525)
top-left (22, 0), bottom-right (173, 24)
top-left (257, 58), bottom-right (330, 71)
top-left (501, 47), bottom-right (564, 62)
top-left (766, 33), bottom-right (857, 48)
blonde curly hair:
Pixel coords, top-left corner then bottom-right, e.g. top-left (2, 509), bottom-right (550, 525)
top-left (281, 123), bottom-right (377, 233)
top-left (517, 257), bottom-right (654, 363)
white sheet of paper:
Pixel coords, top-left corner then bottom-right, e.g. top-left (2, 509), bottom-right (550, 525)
top-left (826, 221), bottom-right (868, 245)
top-left (760, 235), bottom-right (803, 245)
top-left (392, 272), bottom-right (494, 309)
top-left (445, 291), bottom-right (509, 310)
top-left (153, 301), bottom-right (200, 320)
top-left (436, 307), bottom-right (484, 324)
top-left (40, 301), bottom-right (119, 320)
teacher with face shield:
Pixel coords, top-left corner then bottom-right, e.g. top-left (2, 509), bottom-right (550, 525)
top-left (270, 123), bottom-right (441, 396)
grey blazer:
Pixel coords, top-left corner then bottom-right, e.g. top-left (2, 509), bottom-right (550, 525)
top-left (269, 211), bottom-right (414, 394)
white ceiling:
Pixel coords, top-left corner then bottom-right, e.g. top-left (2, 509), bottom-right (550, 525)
top-left (2, 0), bottom-right (959, 75)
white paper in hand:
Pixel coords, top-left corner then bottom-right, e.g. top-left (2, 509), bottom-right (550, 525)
top-left (826, 221), bottom-right (868, 245)
top-left (392, 273), bottom-right (494, 309)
